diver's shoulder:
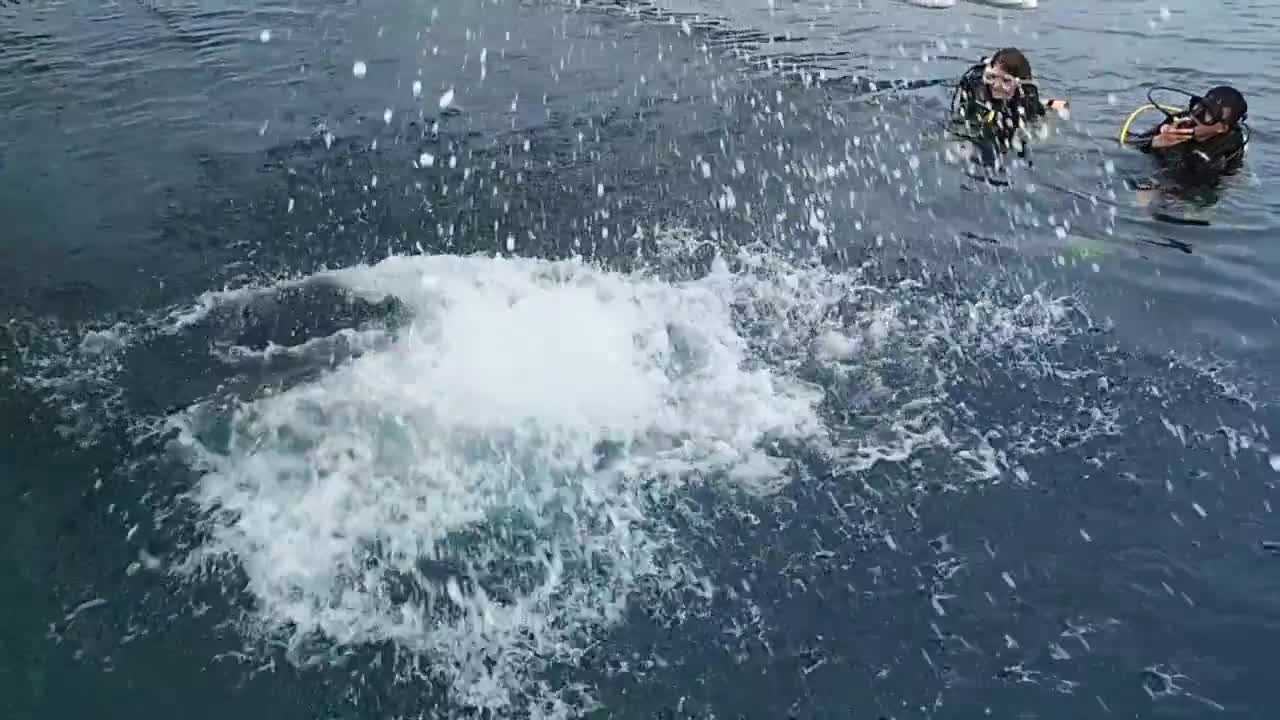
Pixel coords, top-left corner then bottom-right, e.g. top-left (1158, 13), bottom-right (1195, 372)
top-left (1228, 123), bottom-right (1249, 147)
top-left (957, 62), bottom-right (984, 87)
top-left (1202, 125), bottom-right (1248, 156)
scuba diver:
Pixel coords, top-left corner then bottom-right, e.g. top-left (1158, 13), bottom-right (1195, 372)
top-left (1123, 85), bottom-right (1249, 183)
top-left (948, 48), bottom-right (1070, 179)
top-left (1119, 85), bottom-right (1249, 222)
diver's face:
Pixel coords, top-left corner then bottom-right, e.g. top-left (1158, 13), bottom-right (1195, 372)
top-left (983, 64), bottom-right (1019, 100)
top-left (1187, 99), bottom-right (1229, 139)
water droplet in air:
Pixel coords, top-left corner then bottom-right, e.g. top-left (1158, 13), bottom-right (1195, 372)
top-left (412, 80), bottom-right (423, 98)
top-left (383, 108), bottom-right (393, 125)
top-left (259, 29), bottom-right (272, 43)
top-left (439, 88), bottom-right (455, 109)
top-left (1270, 454), bottom-right (1280, 472)
top-left (352, 61), bottom-right (367, 78)
top-left (1160, 6), bottom-right (1171, 20)
top-left (418, 152), bottom-right (435, 168)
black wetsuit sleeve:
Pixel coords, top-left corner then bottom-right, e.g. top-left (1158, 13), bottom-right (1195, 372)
top-left (1018, 83), bottom-right (1046, 122)
top-left (952, 64), bottom-right (986, 118)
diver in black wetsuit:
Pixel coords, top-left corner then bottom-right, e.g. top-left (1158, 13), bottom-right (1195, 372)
top-left (1127, 85), bottom-right (1249, 187)
top-left (1122, 85), bottom-right (1249, 222)
top-left (949, 48), bottom-right (1069, 169)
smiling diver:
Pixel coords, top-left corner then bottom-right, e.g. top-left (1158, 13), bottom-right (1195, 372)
top-left (949, 48), bottom-right (1070, 172)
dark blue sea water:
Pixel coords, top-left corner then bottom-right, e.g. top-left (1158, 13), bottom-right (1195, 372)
top-left (3, 1), bottom-right (1280, 718)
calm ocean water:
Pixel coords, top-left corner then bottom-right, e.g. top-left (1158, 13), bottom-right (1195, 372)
top-left (3, 1), bottom-right (1279, 718)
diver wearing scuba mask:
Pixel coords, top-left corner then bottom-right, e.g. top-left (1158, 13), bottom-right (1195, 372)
top-left (1124, 85), bottom-right (1249, 182)
top-left (950, 48), bottom-right (1069, 152)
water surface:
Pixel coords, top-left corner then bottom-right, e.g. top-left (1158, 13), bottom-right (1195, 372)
top-left (2, 1), bottom-right (1279, 718)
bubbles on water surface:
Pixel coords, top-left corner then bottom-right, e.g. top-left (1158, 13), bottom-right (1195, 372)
top-left (0, 210), bottom-right (1109, 716)
top-left (10, 180), bottom-right (1278, 719)
top-left (163, 245), bottom-right (841, 713)
top-left (105, 213), bottom-right (1148, 717)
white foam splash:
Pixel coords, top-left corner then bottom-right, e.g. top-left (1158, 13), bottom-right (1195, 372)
top-left (7, 232), bottom-right (1199, 717)
top-left (171, 251), bottom-right (827, 714)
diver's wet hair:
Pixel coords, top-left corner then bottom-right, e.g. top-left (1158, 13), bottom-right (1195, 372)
top-left (1204, 86), bottom-right (1247, 125)
top-left (990, 48), bottom-right (1032, 80)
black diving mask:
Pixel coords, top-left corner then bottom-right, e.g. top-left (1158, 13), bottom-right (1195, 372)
top-left (1148, 86), bottom-right (1226, 126)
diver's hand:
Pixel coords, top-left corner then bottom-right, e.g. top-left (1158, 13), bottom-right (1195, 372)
top-left (1191, 122), bottom-right (1222, 142)
top-left (1044, 98), bottom-right (1069, 112)
top-left (1151, 125), bottom-right (1194, 149)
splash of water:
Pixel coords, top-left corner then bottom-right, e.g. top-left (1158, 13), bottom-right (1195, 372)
top-left (167, 247), bottom-right (831, 714)
top-left (4, 231), bottom-right (1184, 717)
